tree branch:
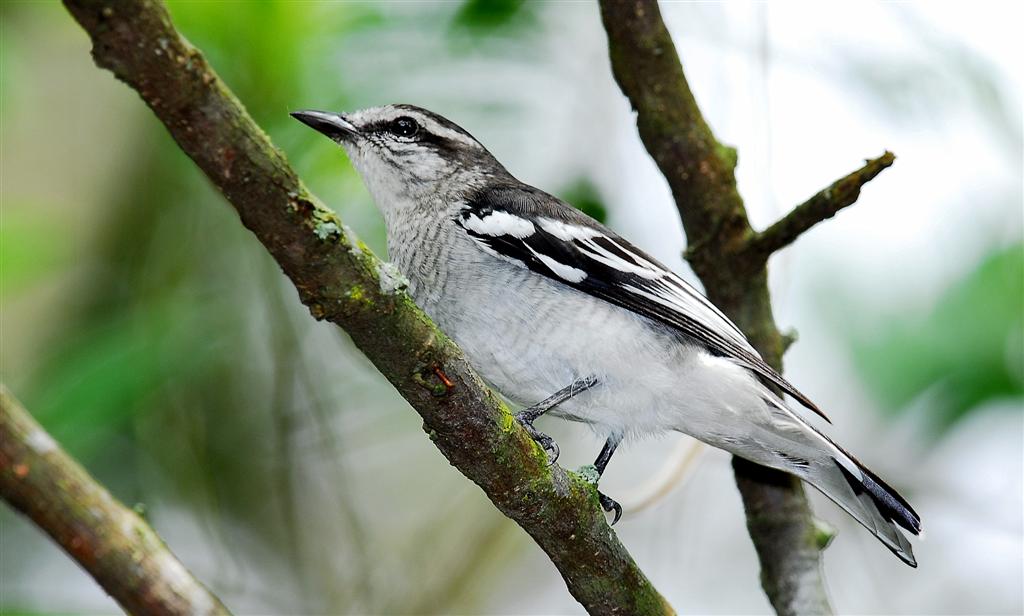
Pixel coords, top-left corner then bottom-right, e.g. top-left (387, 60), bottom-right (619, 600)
top-left (599, 2), bottom-right (847, 614)
top-left (0, 385), bottom-right (231, 615)
top-left (748, 152), bottom-right (895, 261)
top-left (60, 1), bottom-right (672, 613)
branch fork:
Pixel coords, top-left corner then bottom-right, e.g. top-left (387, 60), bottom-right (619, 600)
top-left (599, 1), bottom-right (894, 614)
top-left (9, 1), bottom-right (897, 613)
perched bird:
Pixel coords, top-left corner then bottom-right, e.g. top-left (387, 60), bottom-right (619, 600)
top-left (291, 104), bottom-right (921, 566)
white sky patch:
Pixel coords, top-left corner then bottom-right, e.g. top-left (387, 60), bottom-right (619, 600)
top-left (462, 211), bottom-right (536, 239)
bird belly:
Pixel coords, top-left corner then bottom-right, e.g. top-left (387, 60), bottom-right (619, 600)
top-left (417, 258), bottom-right (757, 441)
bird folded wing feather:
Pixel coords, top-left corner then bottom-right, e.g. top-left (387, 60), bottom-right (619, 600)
top-left (455, 185), bottom-right (828, 422)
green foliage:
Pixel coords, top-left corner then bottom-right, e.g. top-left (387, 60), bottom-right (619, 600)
top-left (560, 179), bottom-right (609, 224)
top-left (852, 243), bottom-right (1024, 432)
top-left (165, 1), bottom-right (382, 126)
top-left (0, 206), bottom-right (73, 296)
top-left (452, 0), bottom-right (531, 32)
top-left (27, 301), bottom-right (220, 459)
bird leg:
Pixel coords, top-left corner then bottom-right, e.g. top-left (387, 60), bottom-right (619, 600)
top-left (593, 435), bottom-right (623, 524)
top-left (515, 375), bottom-right (598, 464)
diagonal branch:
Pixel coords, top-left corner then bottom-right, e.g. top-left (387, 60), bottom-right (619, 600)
top-left (0, 384), bottom-right (231, 615)
top-left (748, 152), bottom-right (896, 261)
top-left (60, 1), bottom-right (672, 614)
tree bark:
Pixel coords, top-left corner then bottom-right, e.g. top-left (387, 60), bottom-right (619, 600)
top-left (598, 1), bottom-right (893, 614)
top-left (59, 1), bottom-right (672, 614)
top-left (0, 385), bottom-right (231, 616)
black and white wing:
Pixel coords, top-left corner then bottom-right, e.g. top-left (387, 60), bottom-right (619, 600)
top-left (456, 183), bottom-right (827, 421)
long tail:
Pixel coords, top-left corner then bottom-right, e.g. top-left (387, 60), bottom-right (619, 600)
top-left (733, 407), bottom-right (922, 565)
top-left (685, 357), bottom-right (922, 564)
top-left (806, 441), bottom-right (922, 567)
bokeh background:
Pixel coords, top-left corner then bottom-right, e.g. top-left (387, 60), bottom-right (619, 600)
top-left (2, 1), bottom-right (1022, 614)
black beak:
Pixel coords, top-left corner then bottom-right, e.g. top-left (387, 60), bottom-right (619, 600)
top-left (290, 109), bottom-right (359, 141)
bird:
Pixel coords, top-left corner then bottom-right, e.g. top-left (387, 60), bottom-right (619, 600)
top-left (290, 104), bottom-right (921, 566)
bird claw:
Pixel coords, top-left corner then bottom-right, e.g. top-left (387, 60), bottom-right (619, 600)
top-left (599, 492), bottom-right (622, 525)
top-left (515, 414), bottom-right (560, 465)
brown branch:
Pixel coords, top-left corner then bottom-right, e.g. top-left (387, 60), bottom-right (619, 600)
top-left (599, 1), bottom-right (841, 614)
top-left (748, 152), bottom-right (896, 261)
top-left (0, 385), bottom-right (231, 615)
top-left (60, 1), bottom-right (672, 614)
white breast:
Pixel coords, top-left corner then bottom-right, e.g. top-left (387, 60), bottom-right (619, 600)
top-left (389, 216), bottom-right (775, 445)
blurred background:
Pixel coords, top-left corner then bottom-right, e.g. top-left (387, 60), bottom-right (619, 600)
top-left (2, 1), bottom-right (1021, 614)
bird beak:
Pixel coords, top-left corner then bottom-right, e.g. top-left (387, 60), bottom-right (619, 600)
top-left (290, 110), bottom-right (359, 142)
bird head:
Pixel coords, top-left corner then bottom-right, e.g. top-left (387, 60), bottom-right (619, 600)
top-left (291, 104), bottom-right (506, 209)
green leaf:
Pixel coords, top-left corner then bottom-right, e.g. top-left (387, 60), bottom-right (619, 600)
top-left (559, 178), bottom-right (609, 224)
top-left (452, 0), bottom-right (531, 32)
top-left (0, 205), bottom-right (74, 296)
top-left (851, 243), bottom-right (1024, 432)
top-left (25, 299), bottom-right (223, 459)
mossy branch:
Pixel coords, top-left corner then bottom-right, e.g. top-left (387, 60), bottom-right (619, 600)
top-left (60, 0), bottom-right (672, 614)
top-left (748, 152), bottom-right (896, 261)
top-left (0, 384), bottom-right (232, 616)
top-left (598, 1), bottom-right (888, 614)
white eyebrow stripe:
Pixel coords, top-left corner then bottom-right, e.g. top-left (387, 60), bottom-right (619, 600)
top-left (421, 117), bottom-right (479, 147)
top-left (462, 211), bottom-right (536, 238)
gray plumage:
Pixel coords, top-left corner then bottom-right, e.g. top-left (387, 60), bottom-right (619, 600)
top-left (291, 104), bottom-right (921, 566)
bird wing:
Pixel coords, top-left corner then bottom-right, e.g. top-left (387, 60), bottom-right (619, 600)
top-left (455, 183), bottom-right (827, 421)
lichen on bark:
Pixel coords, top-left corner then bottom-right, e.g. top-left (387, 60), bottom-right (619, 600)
top-left (59, 0), bottom-right (673, 613)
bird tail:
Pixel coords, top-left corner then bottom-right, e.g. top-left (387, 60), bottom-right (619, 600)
top-left (801, 440), bottom-right (922, 567)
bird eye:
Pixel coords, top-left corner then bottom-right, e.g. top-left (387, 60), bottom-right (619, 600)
top-left (389, 116), bottom-right (420, 138)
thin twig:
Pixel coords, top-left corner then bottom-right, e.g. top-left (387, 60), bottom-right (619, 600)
top-left (599, 1), bottom-right (838, 614)
top-left (0, 384), bottom-right (232, 615)
top-left (749, 152), bottom-right (896, 260)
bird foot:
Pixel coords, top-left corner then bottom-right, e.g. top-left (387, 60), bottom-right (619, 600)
top-left (515, 413), bottom-right (559, 465)
top-left (599, 492), bottom-right (623, 526)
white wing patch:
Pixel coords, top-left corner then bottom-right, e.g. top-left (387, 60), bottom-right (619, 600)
top-left (528, 248), bottom-right (587, 283)
top-left (537, 217), bottom-right (603, 241)
top-left (458, 197), bottom-right (827, 420)
top-left (576, 237), bottom-right (663, 280)
top-left (550, 221), bottom-right (749, 346)
top-left (461, 210), bottom-right (536, 239)
top-left (464, 214), bottom-right (751, 346)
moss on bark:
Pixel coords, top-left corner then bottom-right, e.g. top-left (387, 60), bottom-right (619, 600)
top-left (59, 1), bottom-right (673, 613)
